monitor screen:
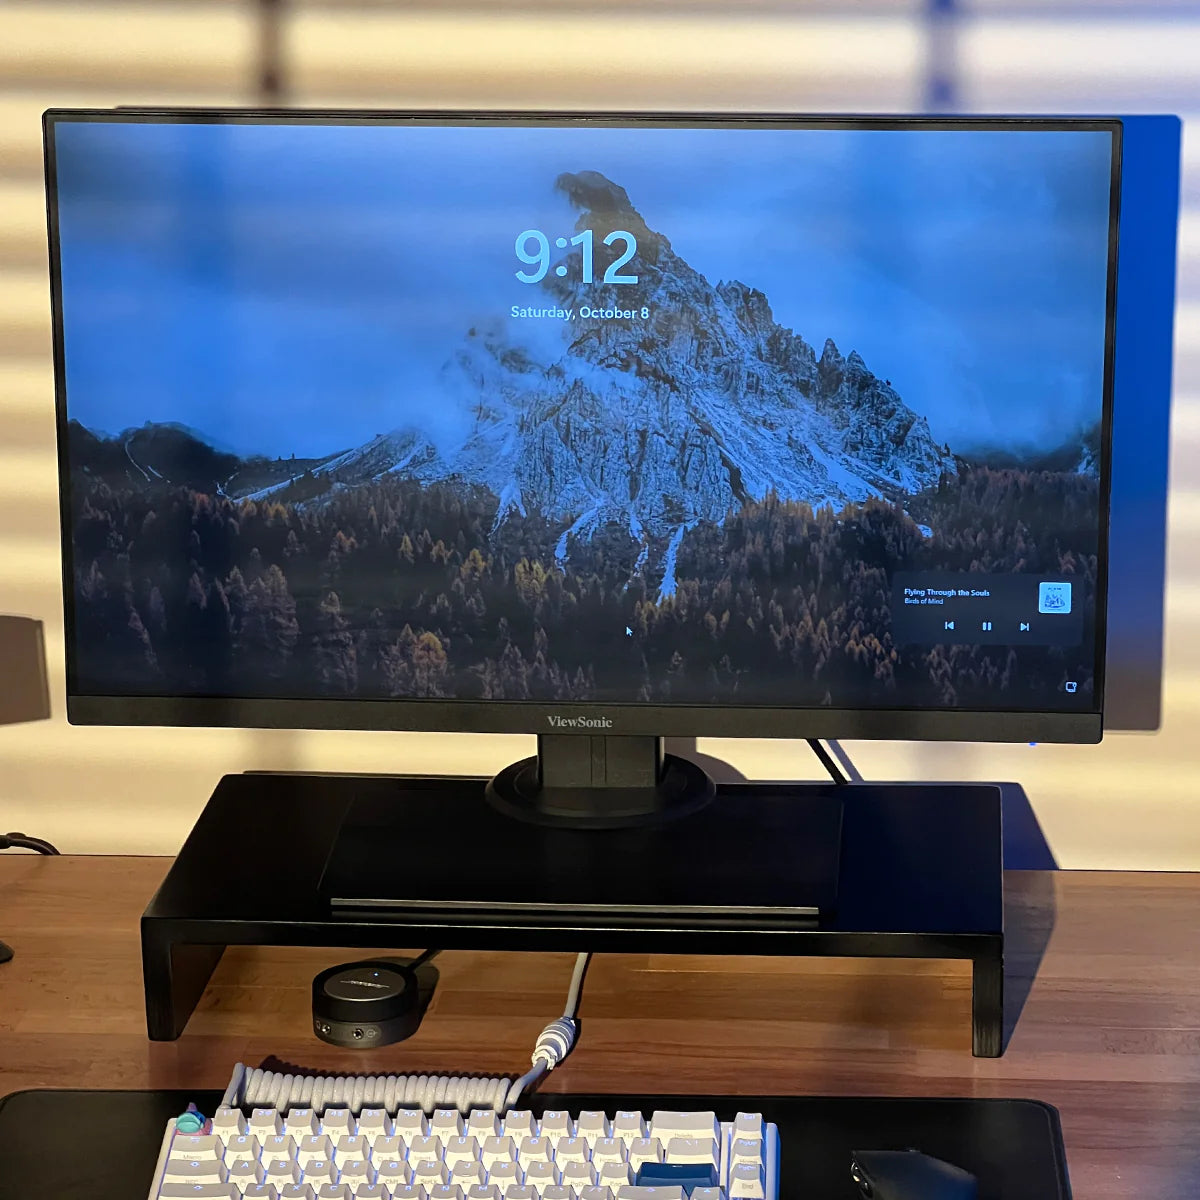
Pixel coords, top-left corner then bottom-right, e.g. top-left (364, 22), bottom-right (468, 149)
top-left (46, 114), bottom-right (1117, 738)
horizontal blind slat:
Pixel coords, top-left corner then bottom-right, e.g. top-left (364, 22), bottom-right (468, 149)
top-left (286, 10), bottom-right (923, 108)
top-left (0, 3), bottom-right (257, 90)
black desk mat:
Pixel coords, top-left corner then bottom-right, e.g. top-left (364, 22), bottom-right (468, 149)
top-left (0, 1089), bottom-right (1070, 1199)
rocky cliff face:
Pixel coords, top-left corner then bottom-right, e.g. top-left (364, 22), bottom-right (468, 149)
top-left (320, 169), bottom-right (956, 558)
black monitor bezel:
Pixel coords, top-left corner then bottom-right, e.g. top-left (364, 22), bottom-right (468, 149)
top-left (44, 109), bottom-right (1120, 743)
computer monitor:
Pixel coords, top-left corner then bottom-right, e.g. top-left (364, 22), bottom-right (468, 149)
top-left (44, 111), bottom-right (1118, 821)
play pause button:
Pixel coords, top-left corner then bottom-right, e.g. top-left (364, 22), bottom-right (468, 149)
top-left (1020, 622), bottom-right (1031, 632)
top-left (981, 621), bottom-right (992, 632)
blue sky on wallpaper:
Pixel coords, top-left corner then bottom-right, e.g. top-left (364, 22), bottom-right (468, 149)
top-left (52, 120), bottom-right (1113, 459)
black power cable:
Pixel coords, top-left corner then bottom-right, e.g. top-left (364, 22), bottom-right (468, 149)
top-left (1, 832), bottom-right (60, 855)
top-left (807, 738), bottom-right (850, 785)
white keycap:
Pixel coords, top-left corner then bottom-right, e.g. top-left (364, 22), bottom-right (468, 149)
top-left (541, 1186), bottom-right (574, 1200)
top-left (649, 1114), bottom-right (719, 1144)
top-left (561, 1161), bottom-right (599, 1189)
top-left (451, 1162), bottom-right (487, 1188)
top-left (691, 1189), bottom-right (724, 1200)
top-left (322, 1110), bottom-right (356, 1138)
top-left (241, 1187), bottom-right (277, 1200)
top-left (591, 1138), bottom-right (627, 1166)
top-left (432, 1109), bottom-right (465, 1138)
top-left (355, 1187), bottom-right (390, 1200)
top-left (503, 1187), bottom-right (537, 1200)
top-left (663, 1139), bottom-right (718, 1168)
top-left (287, 1111), bottom-right (321, 1137)
top-left (518, 1136), bottom-right (554, 1164)
top-left (226, 1158), bottom-right (266, 1185)
top-left (430, 1186), bottom-right (465, 1200)
top-left (173, 1134), bottom-right (225, 1159)
top-left (339, 1159), bottom-right (377, 1185)
top-left (224, 1134), bottom-right (262, 1162)
top-left (627, 1139), bottom-right (661, 1170)
top-left (317, 1187), bottom-right (353, 1200)
top-left (486, 1161), bottom-right (522, 1188)
top-left (159, 1187), bottom-right (239, 1199)
top-left (165, 1157), bottom-right (230, 1184)
top-left (503, 1112), bottom-right (537, 1140)
top-left (303, 1160), bottom-right (340, 1186)
top-left (481, 1135), bottom-right (517, 1168)
top-left (539, 1112), bottom-right (574, 1140)
top-left (555, 1136), bottom-right (590, 1164)
top-left (523, 1161), bottom-right (561, 1187)
top-left (467, 1112), bottom-right (501, 1139)
top-left (395, 1110), bottom-right (430, 1140)
top-left (730, 1138), bottom-right (763, 1168)
top-left (579, 1186), bottom-right (614, 1200)
top-left (467, 1187), bottom-right (501, 1200)
top-left (596, 1162), bottom-right (631, 1188)
top-left (280, 1186), bottom-right (315, 1200)
top-left (373, 1135), bottom-right (405, 1159)
top-left (336, 1135), bottom-right (371, 1162)
top-left (262, 1135), bottom-right (299, 1161)
top-left (212, 1108), bottom-right (248, 1137)
top-left (378, 1160), bottom-right (416, 1185)
top-left (732, 1115), bottom-right (764, 1143)
top-left (445, 1135), bottom-right (481, 1167)
top-left (358, 1109), bottom-right (394, 1138)
top-left (410, 1135), bottom-right (445, 1162)
top-left (264, 1159), bottom-right (304, 1186)
top-left (391, 1186), bottom-right (428, 1200)
top-left (612, 1114), bottom-right (647, 1141)
top-left (618, 1189), bottom-right (685, 1200)
top-left (298, 1135), bottom-right (335, 1165)
top-left (575, 1113), bottom-right (611, 1143)
top-left (251, 1109), bottom-right (285, 1136)
top-left (413, 1160), bottom-right (452, 1187)
top-left (728, 1163), bottom-right (766, 1200)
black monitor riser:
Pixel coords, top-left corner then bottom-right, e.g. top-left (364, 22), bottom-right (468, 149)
top-left (141, 756), bottom-right (1006, 1055)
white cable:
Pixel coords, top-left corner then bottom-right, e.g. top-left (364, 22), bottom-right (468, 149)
top-left (231, 1065), bottom-right (513, 1114)
top-left (504, 952), bottom-right (591, 1110)
top-left (221, 1062), bottom-right (246, 1109)
top-left (563, 951), bottom-right (591, 1018)
top-left (225, 952), bottom-right (594, 1118)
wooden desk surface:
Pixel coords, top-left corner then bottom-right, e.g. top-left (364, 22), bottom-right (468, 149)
top-left (0, 858), bottom-right (1197, 1199)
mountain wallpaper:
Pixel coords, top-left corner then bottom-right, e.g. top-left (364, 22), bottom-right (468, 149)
top-left (56, 125), bottom-right (1109, 709)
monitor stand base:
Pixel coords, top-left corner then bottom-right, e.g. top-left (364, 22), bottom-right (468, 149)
top-left (485, 735), bottom-right (716, 828)
top-left (0, 940), bottom-right (12, 965)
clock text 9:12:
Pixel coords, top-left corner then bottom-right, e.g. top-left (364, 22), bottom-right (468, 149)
top-left (515, 229), bottom-right (639, 285)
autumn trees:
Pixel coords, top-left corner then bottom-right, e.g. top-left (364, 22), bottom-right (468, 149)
top-left (68, 463), bottom-right (1099, 709)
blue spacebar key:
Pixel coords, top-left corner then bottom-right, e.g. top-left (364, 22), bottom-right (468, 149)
top-left (635, 1164), bottom-right (720, 1193)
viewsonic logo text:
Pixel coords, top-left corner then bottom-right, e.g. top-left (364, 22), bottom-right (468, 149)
top-left (547, 715), bottom-right (614, 729)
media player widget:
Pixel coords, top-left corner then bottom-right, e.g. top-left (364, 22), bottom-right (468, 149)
top-left (891, 572), bottom-right (1085, 647)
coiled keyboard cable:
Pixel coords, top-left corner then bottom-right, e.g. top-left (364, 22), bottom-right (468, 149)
top-left (224, 951), bottom-right (590, 1114)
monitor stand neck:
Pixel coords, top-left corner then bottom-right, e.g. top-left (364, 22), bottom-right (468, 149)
top-left (485, 734), bottom-right (716, 828)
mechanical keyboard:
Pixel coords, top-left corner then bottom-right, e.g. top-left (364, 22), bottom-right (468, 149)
top-left (145, 1100), bottom-right (779, 1200)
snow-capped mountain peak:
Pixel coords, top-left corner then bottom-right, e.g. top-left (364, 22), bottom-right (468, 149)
top-left (264, 171), bottom-right (958, 578)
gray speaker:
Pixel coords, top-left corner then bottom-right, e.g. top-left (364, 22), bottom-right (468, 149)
top-left (0, 616), bottom-right (50, 726)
